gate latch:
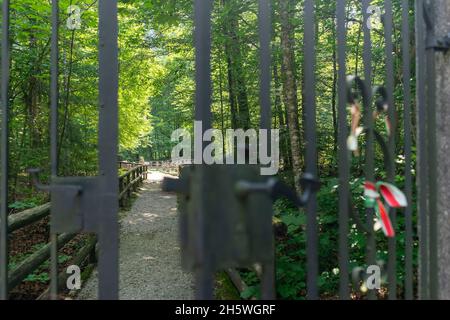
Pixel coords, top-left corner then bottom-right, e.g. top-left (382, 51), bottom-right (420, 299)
top-left (28, 169), bottom-right (100, 233)
top-left (162, 165), bottom-right (320, 271)
top-left (235, 173), bottom-right (320, 208)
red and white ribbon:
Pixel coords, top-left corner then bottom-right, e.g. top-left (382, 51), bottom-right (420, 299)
top-left (363, 181), bottom-right (408, 238)
top-left (376, 199), bottom-right (395, 238)
top-left (377, 182), bottom-right (408, 208)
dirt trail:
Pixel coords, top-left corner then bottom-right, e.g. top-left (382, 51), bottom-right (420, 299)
top-left (77, 171), bottom-right (194, 300)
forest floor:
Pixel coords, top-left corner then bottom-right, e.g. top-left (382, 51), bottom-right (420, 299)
top-left (77, 171), bottom-right (194, 300)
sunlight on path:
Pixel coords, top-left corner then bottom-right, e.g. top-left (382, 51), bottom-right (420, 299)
top-left (77, 171), bottom-right (194, 300)
top-left (147, 170), bottom-right (171, 182)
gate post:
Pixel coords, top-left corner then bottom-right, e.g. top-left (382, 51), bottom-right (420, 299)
top-left (0, 0), bottom-right (10, 301)
top-left (417, 0), bottom-right (450, 300)
top-left (434, 0), bottom-right (450, 300)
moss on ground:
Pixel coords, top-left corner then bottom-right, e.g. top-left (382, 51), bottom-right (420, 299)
top-left (215, 272), bottom-right (241, 300)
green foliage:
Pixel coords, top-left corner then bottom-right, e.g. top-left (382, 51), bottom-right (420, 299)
top-left (8, 243), bottom-right (73, 285)
top-left (268, 175), bottom-right (417, 299)
top-left (9, 199), bottom-right (38, 211)
top-left (6, 0), bottom-right (155, 204)
top-left (241, 285), bottom-right (259, 300)
top-left (58, 255), bottom-right (72, 264)
top-left (5, 0), bottom-right (418, 300)
top-left (24, 272), bottom-right (50, 284)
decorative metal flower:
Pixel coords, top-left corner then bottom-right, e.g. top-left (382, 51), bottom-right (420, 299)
top-left (364, 181), bottom-right (408, 238)
top-left (346, 75), bottom-right (407, 239)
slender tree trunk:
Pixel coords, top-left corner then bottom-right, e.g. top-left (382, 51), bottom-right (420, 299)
top-left (273, 59), bottom-right (291, 170)
top-left (354, 25), bottom-right (362, 78)
top-left (280, 0), bottom-right (302, 191)
top-left (58, 31), bottom-right (76, 168)
top-left (225, 55), bottom-right (238, 129)
top-left (25, 30), bottom-right (40, 150)
top-left (218, 49), bottom-right (226, 155)
top-left (222, 0), bottom-right (250, 130)
top-left (12, 114), bottom-right (29, 202)
top-left (331, 19), bottom-right (338, 161)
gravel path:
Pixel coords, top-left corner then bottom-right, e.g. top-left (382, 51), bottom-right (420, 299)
top-left (77, 171), bottom-right (194, 300)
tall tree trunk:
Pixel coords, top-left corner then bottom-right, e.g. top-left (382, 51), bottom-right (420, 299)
top-left (58, 31), bottom-right (76, 168)
top-left (354, 24), bottom-right (362, 78)
top-left (273, 58), bottom-right (291, 170)
top-left (225, 55), bottom-right (238, 129)
top-left (280, 0), bottom-right (302, 191)
top-left (331, 17), bottom-right (338, 162)
top-left (25, 30), bottom-right (40, 150)
top-left (222, 0), bottom-right (250, 129)
top-left (218, 48), bottom-right (227, 155)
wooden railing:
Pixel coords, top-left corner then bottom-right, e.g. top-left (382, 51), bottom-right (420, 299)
top-left (147, 160), bottom-right (180, 176)
top-left (119, 164), bottom-right (148, 207)
top-left (118, 161), bottom-right (141, 170)
top-left (6, 163), bottom-right (148, 297)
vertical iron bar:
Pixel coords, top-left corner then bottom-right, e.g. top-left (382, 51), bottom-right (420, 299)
top-left (415, 0), bottom-right (429, 300)
top-left (303, 0), bottom-right (318, 300)
top-left (401, 0), bottom-right (413, 300)
top-left (336, 0), bottom-right (350, 300)
top-left (0, 0), bottom-right (10, 301)
top-left (258, 0), bottom-right (274, 300)
top-left (98, 0), bottom-right (119, 300)
top-left (384, 0), bottom-right (397, 300)
top-left (49, 0), bottom-right (59, 300)
top-left (424, 0), bottom-right (438, 300)
top-left (51, 1), bottom-right (59, 175)
top-left (362, 0), bottom-right (376, 300)
top-left (194, 0), bottom-right (214, 300)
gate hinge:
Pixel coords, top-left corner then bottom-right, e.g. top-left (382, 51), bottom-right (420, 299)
top-left (28, 168), bottom-right (101, 233)
top-left (423, 1), bottom-right (450, 53)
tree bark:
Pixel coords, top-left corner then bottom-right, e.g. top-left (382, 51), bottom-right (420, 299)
top-left (331, 17), bottom-right (338, 162)
top-left (279, 0), bottom-right (302, 191)
top-left (58, 31), bottom-right (76, 168)
top-left (225, 54), bottom-right (238, 129)
top-left (273, 59), bottom-right (291, 170)
top-left (24, 29), bottom-right (40, 150)
top-left (222, 0), bottom-right (251, 130)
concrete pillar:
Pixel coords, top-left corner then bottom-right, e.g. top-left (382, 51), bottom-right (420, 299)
top-left (435, 0), bottom-right (450, 300)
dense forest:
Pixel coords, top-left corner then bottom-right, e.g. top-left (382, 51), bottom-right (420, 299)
top-left (2, 0), bottom-right (416, 299)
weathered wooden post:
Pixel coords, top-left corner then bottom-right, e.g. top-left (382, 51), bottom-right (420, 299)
top-left (127, 173), bottom-right (131, 204)
top-left (119, 176), bottom-right (124, 208)
top-left (132, 169), bottom-right (137, 192)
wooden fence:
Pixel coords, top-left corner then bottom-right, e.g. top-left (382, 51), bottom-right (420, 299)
top-left (119, 163), bottom-right (148, 207)
top-left (147, 161), bottom-right (180, 176)
top-left (6, 163), bottom-right (148, 298)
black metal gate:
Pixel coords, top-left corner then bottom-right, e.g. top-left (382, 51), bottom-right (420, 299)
top-left (0, 0), bottom-right (446, 300)
top-left (1, 0), bottom-right (119, 300)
